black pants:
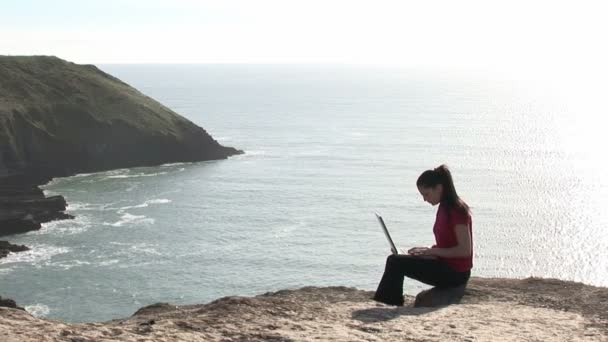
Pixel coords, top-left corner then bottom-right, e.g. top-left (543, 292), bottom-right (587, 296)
top-left (373, 254), bottom-right (470, 306)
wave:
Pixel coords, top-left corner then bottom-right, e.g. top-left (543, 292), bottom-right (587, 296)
top-left (105, 171), bottom-right (168, 179)
top-left (51, 259), bottom-right (92, 270)
top-left (37, 215), bottom-right (93, 236)
top-left (103, 168), bottom-right (130, 175)
top-left (146, 199), bottom-right (171, 204)
top-left (125, 183), bottom-right (140, 192)
top-left (0, 245), bottom-right (70, 266)
top-left (67, 201), bottom-right (120, 212)
top-left (232, 150), bottom-right (270, 160)
top-left (127, 243), bottom-right (161, 256)
top-left (161, 162), bottom-right (188, 167)
top-left (103, 213), bottom-right (155, 227)
top-left (25, 303), bottom-right (50, 318)
top-left (117, 198), bottom-right (172, 212)
top-left (98, 259), bottom-right (120, 266)
top-left (42, 189), bottom-right (56, 197)
top-left (215, 136), bottom-right (233, 142)
top-left (72, 172), bottom-right (95, 178)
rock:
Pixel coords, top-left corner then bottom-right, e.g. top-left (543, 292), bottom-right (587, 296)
top-left (0, 279), bottom-right (606, 341)
top-left (0, 194), bottom-right (74, 236)
top-left (60, 329), bottom-right (74, 336)
top-left (0, 174), bottom-right (73, 237)
top-left (414, 284), bottom-right (467, 307)
top-left (134, 325), bottom-right (153, 334)
top-left (70, 336), bottom-right (88, 342)
top-left (0, 218), bottom-right (41, 236)
top-left (0, 240), bottom-right (30, 259)
top-left (132, 303), bottom-right (177, 316)
top-left (139, 319), bottom-right (156, 326)
top-left (0, 296), bottom-right (25, 310)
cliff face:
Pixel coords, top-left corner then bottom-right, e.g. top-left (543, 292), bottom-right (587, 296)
top-left (0, 56), bottom-right (241, 178)
top-left (0, 278), bottom-right (606, 341)
top-left (0, 56), bottom-right (242, 237)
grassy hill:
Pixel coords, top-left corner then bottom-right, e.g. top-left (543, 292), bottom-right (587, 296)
top-left (0, 55), bottom-right (241, 178)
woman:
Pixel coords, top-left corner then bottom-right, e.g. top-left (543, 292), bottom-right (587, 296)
top-left (373, 164), bottom-right (472, 306)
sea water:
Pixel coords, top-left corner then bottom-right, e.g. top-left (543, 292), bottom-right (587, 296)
top-left (1, 65), bottom-right (606, 322)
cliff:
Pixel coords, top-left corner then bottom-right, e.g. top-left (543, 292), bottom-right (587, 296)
top-left (0, 55), bottom-right (242, 237)
top-left (0, 277), bottom-right (606, 341)
top-left (0, 55), bottom-right (241, 177)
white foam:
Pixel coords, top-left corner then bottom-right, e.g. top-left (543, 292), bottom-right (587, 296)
top-left (25, 304), bottom-right (50, 318)
top-left (41, 178), bottom-right (62, 188)
top-left (37, 215), bottom-right (92, 236)
top-left (117, 199), bottom-right (172, 212)
top-left (108, 241), bottom-right (131, 246)
top-left (81, 178), bottom-right (102, 184)
top-left (106, 242), bottom-right (162, 257)
top-left (244, 150), bottom-right (266, 156)
top-left (233, 150), bottom-right (267, 160)
top-left (0, 245), bottom-right (70, 266)
top-left (161, 162), bottom-right (187, 167)
top-left (67, 200), bottom-right (127, 212)
top-left (129, 243), bottom-right (162, 256)
top-left (146, 199), bottom-right (171, 204)
top-left (215, 136), bottom-right (233, 142)
top-left (98, 259), bottom-right (120, 266)
top-left (103, 168), bottom-right (129, 175)
top-left (72, 172), bottom-right (95, 178)
top-left (103, 213), bottom-right (155, 227)
top-left (66, 202), bottom-right (112, 211)
top-left (51, 259), bottom-right (92, 270)
top-left (105, 171), bottom-right (168, 179)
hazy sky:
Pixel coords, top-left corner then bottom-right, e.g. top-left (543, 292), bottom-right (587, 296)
top-left (1, 0), bottom-right (606, 74)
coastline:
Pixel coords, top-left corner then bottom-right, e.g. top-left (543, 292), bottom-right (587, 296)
top-left (0, 173), bottom-right (73, 259)
top-left (1, 277), bottom-right (606, 341)
top-left (0, 55), bottom-right (243, 257)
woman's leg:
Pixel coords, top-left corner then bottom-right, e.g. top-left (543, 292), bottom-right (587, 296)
top-left (373, 254), bottom-right (469, 306)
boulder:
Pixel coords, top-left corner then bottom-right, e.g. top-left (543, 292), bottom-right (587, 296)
top-left (0, 240), bottom-right (30, 259)
top-left (0, 296), bottom-right (25, 310)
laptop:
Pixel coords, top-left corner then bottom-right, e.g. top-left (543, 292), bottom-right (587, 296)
top-left (374, 212), bottom-right (399, 255)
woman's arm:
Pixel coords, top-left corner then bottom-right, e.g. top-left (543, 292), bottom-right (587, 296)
top-left (423, 224), bottom-right (472, 258)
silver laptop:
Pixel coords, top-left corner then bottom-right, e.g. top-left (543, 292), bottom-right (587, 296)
top-left (374, 212), bottom-right (398, 255)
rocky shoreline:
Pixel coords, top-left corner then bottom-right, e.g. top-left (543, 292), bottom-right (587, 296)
top-left (0, 241), bottom-right (29, 259)
top-left (0, 277), bottom-right (606, 341)
top-left (0, 174), bottom-right (73, 238)
top-left (0, 173), bottom-right (73, 259)
top-left (0, 55), bottom-right (242, 258)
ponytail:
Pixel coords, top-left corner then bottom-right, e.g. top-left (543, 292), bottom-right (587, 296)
top-left (416, 164), bottom-right (470, 214)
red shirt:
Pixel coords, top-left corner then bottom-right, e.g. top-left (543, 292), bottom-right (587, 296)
top-left (433, 203), bottom-right (473, 272)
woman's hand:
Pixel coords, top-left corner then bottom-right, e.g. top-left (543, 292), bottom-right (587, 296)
top-left (407, 247), bottom-right (431, 256)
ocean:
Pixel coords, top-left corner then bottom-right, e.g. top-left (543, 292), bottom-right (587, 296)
top-left (1, 64), bottom-right (606, 322)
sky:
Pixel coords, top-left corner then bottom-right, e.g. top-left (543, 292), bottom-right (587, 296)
top-left (1, 1), bottom-right (606, 168)
top-left (1, 0), bottom-right (606, 72)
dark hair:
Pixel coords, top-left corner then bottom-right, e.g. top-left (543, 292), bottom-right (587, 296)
top-left (416, 164), bottom-right (470, 214)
